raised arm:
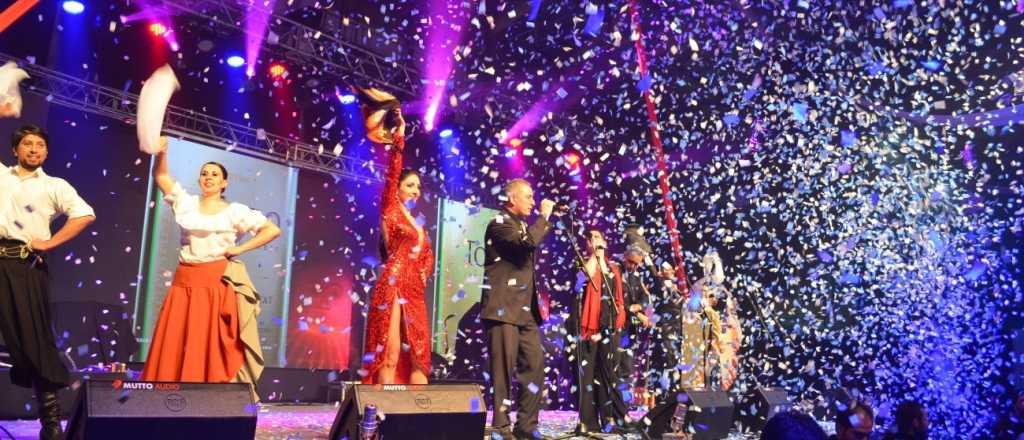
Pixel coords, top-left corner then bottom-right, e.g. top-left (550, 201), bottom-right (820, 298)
top-left (152, 136), bottom-right (176, 196)
top-left (381, 134), bottom-right (405, 212)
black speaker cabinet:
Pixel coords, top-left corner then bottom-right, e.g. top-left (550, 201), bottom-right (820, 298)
top-left (329, 383), bottom-right (487, 440)
top-left (737, 387), bottom-right (793, 432)
top-left (66, 379), bottom-right (256, 439)
top-left (644, 389), bottom-right (734, 440)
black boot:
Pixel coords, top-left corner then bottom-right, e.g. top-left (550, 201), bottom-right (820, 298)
top-left (35, 387), bottom-right (63, 440)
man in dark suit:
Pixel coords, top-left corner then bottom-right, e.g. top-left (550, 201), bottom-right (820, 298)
top-left (481, 178), bottom-right (554, 440)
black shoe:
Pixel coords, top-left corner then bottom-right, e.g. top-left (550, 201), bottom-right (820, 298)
top-left (35, 389), bottom-right (63, 440)
top-left (512, 427), bottom-right (552, 440)
top-left (574, 423), bottom-right (595, 436)
top-left (488, 425), bottom-right (514, 439)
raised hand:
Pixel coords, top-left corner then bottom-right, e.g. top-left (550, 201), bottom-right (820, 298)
top-left (539, 198), bottom-right (555, 219)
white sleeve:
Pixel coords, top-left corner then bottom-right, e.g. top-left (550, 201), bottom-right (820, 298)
top-left (53, 178), bottom-right (95, 219)
top-left (162, 181), bottom-right (191, 213)
top-left (230, 203), bottom-right (268, 235)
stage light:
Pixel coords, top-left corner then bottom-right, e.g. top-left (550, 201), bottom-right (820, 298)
top-left (268, 63), bottom-right (287, 79)
top-left (564, 152), bottom-right (580, 167)
top-left (226, 55), bottom-right (245, 68)
top-left (148, 22), bottom-right (167, 37)
top-left (507, 138), bottom-right (523, 148)
top-left (337, 93), bottom-right (356, 105)
top-left (424, 100), bottom-right (440, 132)
top-left (62, 0), bottom-right (85, 15)
top-left (439, 128), bottom-right (453, 138)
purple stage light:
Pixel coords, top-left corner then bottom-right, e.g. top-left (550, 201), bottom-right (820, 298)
top-left (424, 99), bottom-right (441, 132)
top-left (420, 1), bottom-right (469, 132)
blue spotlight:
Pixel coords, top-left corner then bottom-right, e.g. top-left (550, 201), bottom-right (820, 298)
top-left (338, 93), bottom-right (356, 105)
top-left (439, 128), bottom-right (453, 138)
top-left (226, 55), bottom-right (246, 68)
top-left (62, 0), bottom-right (85, 14)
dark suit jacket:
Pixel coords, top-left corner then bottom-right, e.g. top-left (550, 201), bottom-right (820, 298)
top-left (480, 208), bottom-right (551, 326)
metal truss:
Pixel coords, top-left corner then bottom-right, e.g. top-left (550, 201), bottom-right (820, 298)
top-left (3, 54), bottom-right (382, 182)
top-left (153, 0), bottom-right (420, 97)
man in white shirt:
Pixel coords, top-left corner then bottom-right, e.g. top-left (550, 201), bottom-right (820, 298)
top-left (0, 125), bottom-right (95, 440)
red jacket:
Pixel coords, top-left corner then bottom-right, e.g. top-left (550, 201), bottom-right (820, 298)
top-left (581, 258), bottom-right (626, 339)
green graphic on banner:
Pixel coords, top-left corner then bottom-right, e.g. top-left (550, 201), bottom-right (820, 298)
top-left (432, 199), bottom-right (500, 356)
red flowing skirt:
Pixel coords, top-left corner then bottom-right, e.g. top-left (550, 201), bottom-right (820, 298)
top-left (141, 259), bottom-right (244, 382)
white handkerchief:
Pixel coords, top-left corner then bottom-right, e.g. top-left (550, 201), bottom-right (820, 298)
top-left (137, 65), bottom-right (180, 154)
top-left (0, 62), bottom-right (29, 118)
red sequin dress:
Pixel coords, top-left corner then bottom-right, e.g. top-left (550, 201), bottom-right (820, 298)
top-left (361, 135), bottom-right (434, 383)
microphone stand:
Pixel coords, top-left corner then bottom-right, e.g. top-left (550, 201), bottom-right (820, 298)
top-left (698, 301), bottom-right (712, 391)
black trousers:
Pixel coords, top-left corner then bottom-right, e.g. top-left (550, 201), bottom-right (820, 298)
top-left (485, 319), bottom-right (545, 433)
top-left (0, 255), bottom-right (68, 390)
top-left (577, 329), bottom-right (629, 432)
top-left (618, 327), bottom-right (638, 386)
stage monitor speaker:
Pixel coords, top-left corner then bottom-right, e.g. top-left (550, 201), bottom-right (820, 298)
top-left (66, 379), bottom-right (256, 440)
top-left (737, 387), bottom-right (793, 432)
top-left (644, 389), bottom-right (734, 440)
top-left (328, 383), bottom-right (486, 440)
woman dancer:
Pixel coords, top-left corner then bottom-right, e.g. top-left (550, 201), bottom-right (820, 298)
top-left (142, 137), bottom-right (281, 384)
top-left (359, 88), bottom-right (434, 384)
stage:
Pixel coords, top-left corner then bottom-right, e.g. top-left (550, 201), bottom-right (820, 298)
top-left (0, 405), bottom-right (764, 440)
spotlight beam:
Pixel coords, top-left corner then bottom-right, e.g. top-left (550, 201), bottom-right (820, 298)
top-left (244, 0), bottom-right (274, 78)
top-left (142, 0), bottom-right (419, 96)
top-left (420, 0), bottom-right (469, 131)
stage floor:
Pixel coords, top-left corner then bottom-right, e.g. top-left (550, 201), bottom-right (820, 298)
top-left (0, 404), bottom-right (757, 439)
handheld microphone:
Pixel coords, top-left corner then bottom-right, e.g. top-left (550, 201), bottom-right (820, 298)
top-left (360, 404), bottom-right (380, 440)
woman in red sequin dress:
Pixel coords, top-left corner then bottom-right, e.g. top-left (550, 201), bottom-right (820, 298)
top-left (360, 99), bottom-right (434, 384)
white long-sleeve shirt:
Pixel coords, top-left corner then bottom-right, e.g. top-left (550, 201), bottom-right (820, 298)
top-left (0, 165), bottom-right (95, 244)
top-left (164, 182), bottom-right (267, 263)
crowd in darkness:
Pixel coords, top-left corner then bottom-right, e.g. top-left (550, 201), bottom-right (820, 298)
top-left (761, 391), bottom-right (1024, 440)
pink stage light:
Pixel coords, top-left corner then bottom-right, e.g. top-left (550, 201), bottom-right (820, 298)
top-left (245, 0), bottom-right (275, 81)
top-left (420, 1), bottom-right (468, 132)
top-left (424, 99), bottom-right (440, 132)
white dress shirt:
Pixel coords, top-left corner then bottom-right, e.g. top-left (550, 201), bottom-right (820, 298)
top-left (0, 165), bottom-right (95, 244)
top-left (165, 182), bottom-right (268, 263)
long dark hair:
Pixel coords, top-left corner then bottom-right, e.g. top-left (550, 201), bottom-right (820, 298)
top-left (398, 168), bottom-right (418, 185)
top-left (379, 168), bottom-right (420, 260)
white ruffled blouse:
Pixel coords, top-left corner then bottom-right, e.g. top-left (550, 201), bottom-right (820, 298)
top-left (164, 182), bottom-right (268, 263)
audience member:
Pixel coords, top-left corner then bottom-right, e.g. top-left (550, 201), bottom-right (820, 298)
top-left (761, 410), bottom-right (828, 440)
top-left (828, 400), bottom-right (874, 440)
top-left (995, 391), bottom-right (1024, 440)
top-left (881, 400), bottom-right (927, 440)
